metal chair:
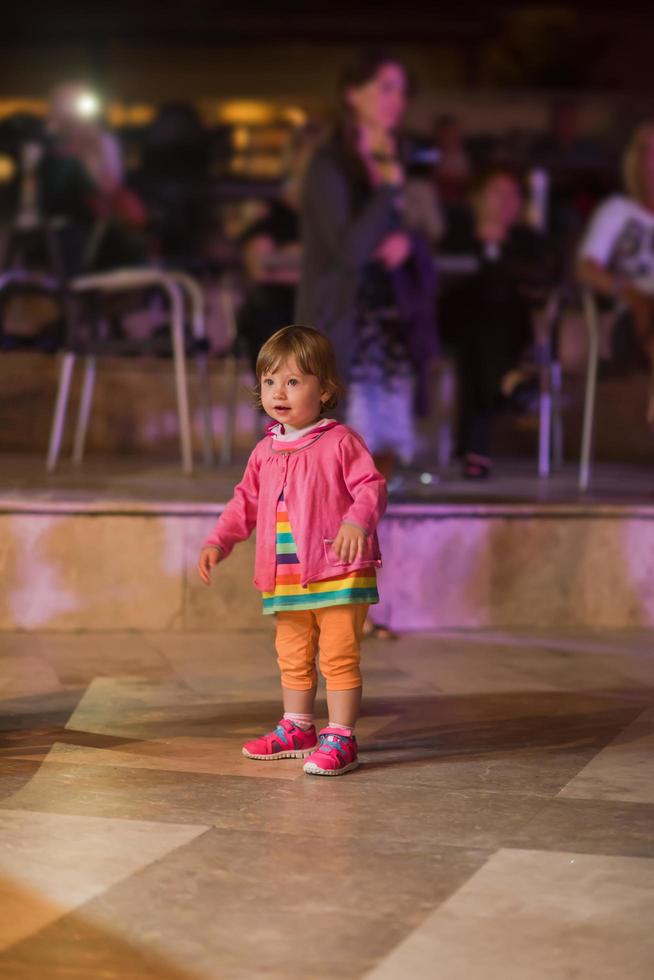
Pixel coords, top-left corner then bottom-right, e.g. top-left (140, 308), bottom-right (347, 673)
top-left (579, 288), bottom-right (603, 491)
top-left (47, 266), bottom-right (215, 474)
top-left (0, 221), bottom-right (215, 473)
top-left (535, 285), bottom-right (566, 478)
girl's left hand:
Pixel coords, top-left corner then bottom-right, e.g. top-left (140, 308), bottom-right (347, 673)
top-left (374, 231), bottom-right (411, 269)
top-left (332, 523), bottom-right (366, 563)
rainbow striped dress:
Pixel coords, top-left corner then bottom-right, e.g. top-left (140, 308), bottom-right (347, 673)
top-left (261, 490), bottom-right (379, 615)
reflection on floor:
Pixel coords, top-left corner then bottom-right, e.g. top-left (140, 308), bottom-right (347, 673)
top-left (1, 628), bottom-right (653, 979)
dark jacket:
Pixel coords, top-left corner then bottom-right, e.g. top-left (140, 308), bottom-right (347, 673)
top-left (389, 229), bottom-right (439, 416)
top-left (295, 136), bottom-right (403, 382)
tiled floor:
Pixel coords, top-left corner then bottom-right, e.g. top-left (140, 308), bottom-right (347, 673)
top-left (1, 627), bottom-right (653, 979)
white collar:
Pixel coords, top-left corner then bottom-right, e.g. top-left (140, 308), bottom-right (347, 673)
top-left (272, 418), bottom-right (335, 442)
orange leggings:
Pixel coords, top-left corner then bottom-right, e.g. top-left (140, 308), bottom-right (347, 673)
top-left (275, 604), bottom-right (368, 692)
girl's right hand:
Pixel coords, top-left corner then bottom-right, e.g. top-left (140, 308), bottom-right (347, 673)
top-left (364, 127), bottom-right (404, 187)
top-left (377, 157), bottom-right (405, 188)
top-left (374, 231), bottom-right (412, 269)
top-left (198, 546), bottom-right (222, 585)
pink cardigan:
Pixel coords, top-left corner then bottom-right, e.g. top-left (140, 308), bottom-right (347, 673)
top-left (203, 421), bottom-right (387, 592)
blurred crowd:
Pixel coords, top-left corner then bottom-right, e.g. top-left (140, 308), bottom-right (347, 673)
top-left (2, 51), bottom-right (654, 478)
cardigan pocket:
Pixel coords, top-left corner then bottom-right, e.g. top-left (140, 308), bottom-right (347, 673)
top-left (323, 536), bottom-right (382, 568)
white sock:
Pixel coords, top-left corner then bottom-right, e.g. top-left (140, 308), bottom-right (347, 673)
top-left (283, 711), bottom-right (314, 731)
top-left (328, 722), bottom-right (354, 736)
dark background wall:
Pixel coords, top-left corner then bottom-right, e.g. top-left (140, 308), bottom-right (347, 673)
top-left (2, 2), bottom-right (654, 100)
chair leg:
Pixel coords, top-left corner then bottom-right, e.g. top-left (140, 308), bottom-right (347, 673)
top-left (46, 351), bottom-right (76, 472)
top-left (195, 351), bottom-right (215, 467)
top-left (538, 392), bottom-right (552, 477)
top-left (538, 363), bottom-right (552, 478)
top-left (164, 280), bottom-right (193, 474)
top-left (551, 360), bottom-right (564, 469)
top-left (72, 354), bottom-right (96, 465)
top-left (580, 293), bottom-right (600, 491)
top-left (436, 362), bottom-right (455, 470)
top-left (171, 270), bottom-right (214, 467)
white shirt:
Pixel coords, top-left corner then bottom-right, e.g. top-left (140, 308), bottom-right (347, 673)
top-left (579, 194), bottom-right (654, 294)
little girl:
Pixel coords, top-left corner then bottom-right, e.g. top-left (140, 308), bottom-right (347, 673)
top-left (198, 325), bottom-right (387, 776)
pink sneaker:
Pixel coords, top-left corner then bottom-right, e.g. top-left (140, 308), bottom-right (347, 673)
top-left (303, 727), bottom-right (359, 776)
top-left (242, 719), bottom-right (317, 761)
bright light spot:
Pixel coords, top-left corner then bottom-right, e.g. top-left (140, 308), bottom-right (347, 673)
top-left (218, 101), bottom-right (276, 125)
top-left (0, 154), bottom-right (16, 182)
top-left (76, 92), bottom-right (100, 118)
top-left (128, 104), bottom-right (155, 126)
top-left (284, 106), bottom-right (308, 127)
top-left (0, 98), bottom-right (47, 120)
top-left (232, 126), bottom-right (250, 150)
top-left (420, 472), bottom-right (435, 485)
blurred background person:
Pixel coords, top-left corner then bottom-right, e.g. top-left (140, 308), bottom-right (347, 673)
top-left (235, 123), bottom-right (322, 375)
top-left (529, 97), bottom-right (615, 253)
top-left (137, 102), bottom-right (212, 262)
top-left (434, 113), bottom-right (473, 246)
top-left (297, 48), bottom-right (438, 483)
top-left (435, 113), bottom-right (473, 206)
top-left (577, 120), bottom-right (654, 427)
top-left (440, 166), bottom-right (556, 478)
top-left (40, 81), bottom-right (146, 271)
top-left (48, 81), bottom-right (123, 198)
top-left (402, 129), bottom-right (445, 247)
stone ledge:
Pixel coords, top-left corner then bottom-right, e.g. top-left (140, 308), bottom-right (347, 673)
top-left (2, 509), bottom-right (654, 631)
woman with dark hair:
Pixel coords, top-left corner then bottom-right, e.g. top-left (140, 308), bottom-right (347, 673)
top-left (296, 49), bottom-right (438, 482)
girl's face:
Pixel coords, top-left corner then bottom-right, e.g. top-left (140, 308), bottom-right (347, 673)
top-left (477, 174), bottom-right (523, 229)
top-left (260, 356), bottom-right (328, 429)
top-left (346, 62), bottom-right (407, 134)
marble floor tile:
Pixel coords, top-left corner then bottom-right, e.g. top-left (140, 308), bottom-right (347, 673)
top-left (353, 691), bottom-right (640, 795)
top-left (0, 913), bottom-right (198, 980)
top-left (62, 677), bottom-right (220, 738)
top-left (35, 710), bottom-right (393, 782)
top-left (1, 751), bottom-right (549, 850)
top-left (558, 706), bottom-right (654, 804)
top-left (357, 739), bottom-right (630, 798)
top-left (59, 675), bottom-right (324, 741)
top-left (0, 808), bottom-right (208, 950)
top-left (1, 627), bottom-right (653, 978)
top-left (507, 797), bottom-right (654, 858)
top-left (37, 632), bottom-right (174, 685)
top-left (0, 762), bottom-right (270, 827)
top-left (0, 652), bottom-right (63, 700)
top-left (232, 778), bottom-right (551, 850)
top-left (0, 688), bottom-right (88, 736)
top-left (30, 828), bottom-right (489, 980)
top-left (30, 739), bottom-right (307, 781)
top-left (366, 629), bottom-right (654, 695)
top-left (144, 630), bottom-right (279, 698)
top-left (0, 760), bottom-right (42, 803)
top-left (0, 633), bottom-right (174, 690)
top-left (366, 849), bottom-right (654, 980)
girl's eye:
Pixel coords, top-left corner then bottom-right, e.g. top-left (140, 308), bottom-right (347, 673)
top-left (263, 379), bottom-right (274, 386)
top-left (288, 378), bottom-right (299, 387)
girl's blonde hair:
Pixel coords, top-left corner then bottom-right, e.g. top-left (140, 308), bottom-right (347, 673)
top-left (255, 324), bottom-right (345, 411)
top-left (623, 121), bottom-right (654, 203)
